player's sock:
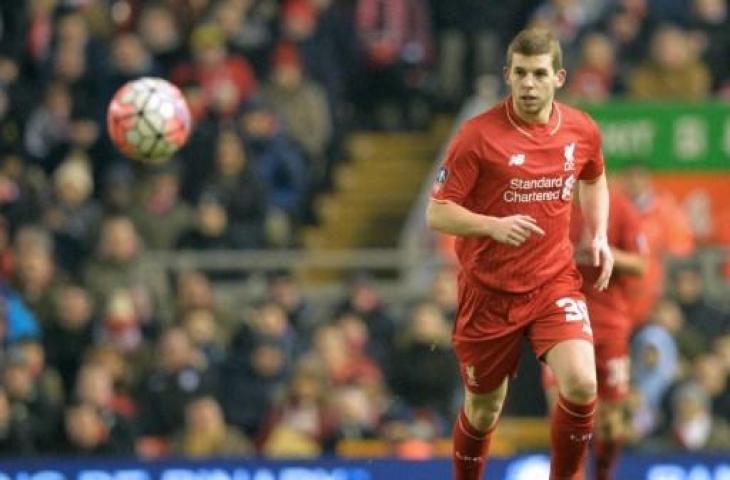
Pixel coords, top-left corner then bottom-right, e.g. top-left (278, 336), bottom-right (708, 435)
top-left (549, 394), bottom-right (596, 480)
top-left (594, 438), bottom-right (621, 480)
top-left (452, 408), bottom-right (494, 480)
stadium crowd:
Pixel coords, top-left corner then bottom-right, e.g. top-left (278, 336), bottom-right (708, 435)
top-left (0, 0), bottom-right (727, 458)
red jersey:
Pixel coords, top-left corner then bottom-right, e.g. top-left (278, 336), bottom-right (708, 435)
top-left (431, 98), bottom-right (604, 293)
top-left (570, 190), bottom-right (646, 324)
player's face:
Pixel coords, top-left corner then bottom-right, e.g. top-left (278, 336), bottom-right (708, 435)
top-left (504, 53), bottom-right (566, 119)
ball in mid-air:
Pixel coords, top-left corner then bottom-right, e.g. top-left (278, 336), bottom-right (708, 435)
top-left (107, 77), bottom-right (191, 165)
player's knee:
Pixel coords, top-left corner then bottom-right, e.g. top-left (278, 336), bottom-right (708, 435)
top-left (560, 373), bottom-right (597, 404)
top-left (465, 395), bottom-right (504, 431)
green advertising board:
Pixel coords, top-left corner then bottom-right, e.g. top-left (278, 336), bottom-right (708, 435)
top-left (583, 102), bottom-right (730, 171)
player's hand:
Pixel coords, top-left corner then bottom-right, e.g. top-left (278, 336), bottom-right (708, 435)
top-left (487, 215), bottom-right (545, 247)
top-left (592, 235), bottom-right (614, 290)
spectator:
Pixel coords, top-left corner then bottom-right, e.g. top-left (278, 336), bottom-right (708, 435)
top-left (3, 351), bottom-right (61, 453)
top-left (108, 32), bottom-right (159, 93)
top-left (23, 83), bottom-right (75, 172)
top-left (238, 100), bottom-right (308, 228)
top-left (43, 154), bottom-right (101, 273)
top-left (176, 192), bottom-right (236, 250)
top-left (628, 24), bottom-right (712, 100)
top-left (130, 167), bottom-right (194, 250)
top-left (672, 265), bottom-right (729, 342)
top-left (652, 298), bottom-right (706, 365)
top-left (12, 339), bottom-right (64, 409)
top-left (171, 23), bottom-right (257, 121)
top-left (12, 226), bottom-right (66, 325)
top-left (174, 270), bottom-right (237, 337)
top-left (95, 289), bottom-right (152, 384)
top-left (199, 128), bottom-right (268, 248)
top-left (0, 154), bottom-right (46, 228)
top-left (44, 284), bottom-right (95, 396)
top-left (259, 360), bottom-right (331, 457)
top-left (220, 336), bottom-right (289, 438)
top-left (565, 32), bottom-right (617, 102)
top-left (691, 353), bottom-right (730, 423)
top-left (136, 3), bottom-right (185, 76)
top-left (0, 385), bottom-right (36, 456)
top-left (265, 270), bottom-right (317, 338)
top-left (211, 0), bottom-right (276, 75)
top-left (173, 395), bottom-right (253, 457)
top-left (262, 42), bottom-right (333, 182)
top-left (74, 364), bottom-right (136, 449)
top-left (308, 323), bottom-right (381, 388)
top-left (336, 274), bottom-right (395, 366)
top-left (687, 0), bottom-right (730, 93)
top-left (631, 319), bottom-right (679, 438)
top-left (137, 327), bottom-right (216, 437)
top-left (62, 402), bottom-right (132, 455)
top-left (100, 163), bottom-right (136, 216)
top-left (83, 215), bottom-right (172, 325)
top-left (664, 382), bottom-right (730, 451)
top-left (329, 386), bottom-right (380, 444)
top-left (354, 0), bottom-right (433, 128)
top-left (180, 308), bottom-right (227, 367)
top-left (0, 282), bottom-right (41, 347)
top-left (388, 302), bottom-right (458, 420)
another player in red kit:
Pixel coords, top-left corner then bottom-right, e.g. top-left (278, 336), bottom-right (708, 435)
top-left (544, 188), bottom-right (646, 480)
top-left (426, 29), bottom-right (613, 480)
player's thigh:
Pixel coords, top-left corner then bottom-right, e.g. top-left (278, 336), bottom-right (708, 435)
top-left (528, 287), bottom-right (595, 393)
top-left (453, 331), bottom-right (524, 396)
top-left (543, 339), bottom-right (597, 399)
top-left (453, 276), bottom-right (525, 395)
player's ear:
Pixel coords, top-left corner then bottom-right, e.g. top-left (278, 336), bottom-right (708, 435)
top-left (555, 68), bottom-right (567, 89)
top-left (503, 65), bottom-right (511, 85)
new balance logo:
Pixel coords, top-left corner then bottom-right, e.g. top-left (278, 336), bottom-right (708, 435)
top-left (509, 153), bottom-right (525, 166)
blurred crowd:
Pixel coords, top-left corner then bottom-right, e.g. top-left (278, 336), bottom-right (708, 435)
top-left (0, 0), bottom-right (728, 459)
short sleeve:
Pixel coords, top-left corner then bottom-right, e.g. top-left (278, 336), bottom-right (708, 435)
top-left (431, 128), bottom-right (480, 205)
top-left (578, 116), bottom-right (605, 181)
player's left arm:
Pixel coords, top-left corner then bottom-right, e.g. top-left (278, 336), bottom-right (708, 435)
top-left (578, 172), bottom-right (614, 290)
top-left (612, 196), bottom-right (647, 276)
top-left (611, 247), bottom-right (645, 276)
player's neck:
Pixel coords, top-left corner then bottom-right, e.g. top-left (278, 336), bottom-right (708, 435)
top-left (511, 97), bottom-right (554, 125)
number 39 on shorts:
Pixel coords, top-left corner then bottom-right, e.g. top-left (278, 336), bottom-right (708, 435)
top-left (555, 297), bottom-right (592, 335)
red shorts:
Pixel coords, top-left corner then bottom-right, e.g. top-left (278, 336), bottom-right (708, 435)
top-left (453, 267), bottom-right (593, 394)
top-left (542, 302), bottom-right (631, 402)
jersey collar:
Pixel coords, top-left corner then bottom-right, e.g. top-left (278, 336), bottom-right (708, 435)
top-left (505, 96), bottom-right (562, 139)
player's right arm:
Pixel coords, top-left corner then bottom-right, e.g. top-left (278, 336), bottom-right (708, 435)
top-left (426, 199), bottom-right (544, 247)
top-left (427, 125), bottom-right (544, 246)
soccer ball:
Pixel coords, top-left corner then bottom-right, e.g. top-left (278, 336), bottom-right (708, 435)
top-left (107, 77), bottom-right (191, 165)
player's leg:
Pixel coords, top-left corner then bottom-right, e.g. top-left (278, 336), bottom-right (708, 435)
top-left (593, 400), bottom-right (628, 480)
top-left (592, 334), bottom-right (631, 480)
top-left (545, 339), bottom-right (598, 480)
top-left (450, 276), bottom-right (525, 479)
top-left (452, 377), bottom-right (509, 480)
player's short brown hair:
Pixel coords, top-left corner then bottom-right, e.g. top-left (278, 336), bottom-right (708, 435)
top-left (506, 29), bottom-right (563, 73)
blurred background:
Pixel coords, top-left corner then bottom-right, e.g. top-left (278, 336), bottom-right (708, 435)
top-left (0, 0), bottom-right (728, 475)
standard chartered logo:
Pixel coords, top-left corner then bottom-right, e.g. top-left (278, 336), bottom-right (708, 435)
top-left (504, 176), bottom-right (572, 203)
